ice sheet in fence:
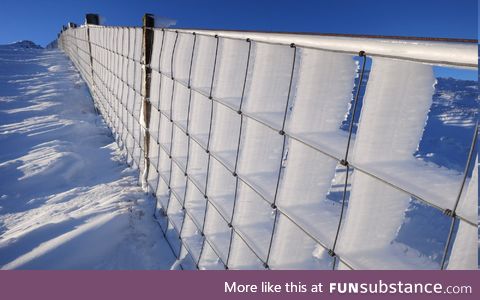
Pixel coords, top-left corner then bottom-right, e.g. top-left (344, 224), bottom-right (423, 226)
top-left (187, 139), bottom-right (209, 192)
top-left (232, 181), bottom-right (276, 262)
top-left (157, 118), bottom-right (172, 171)
top-left (173, 33), bottom-right (195, 85)
top-left (181, 212), bottom-right (204, 263)
top-left (447, 221), bottom-right (478, 270)
top-left (228, 231), bottom-right (264, 269)
top-left (158, 76), bottom-right (173, 116)
top-left (212, 38), bottom-right (250, 109)
top-left (147, 159), bottom-right (159, 192)
top-left (156, 173), bottom-right (170, 210)
top-left (209, 101), bottom-right (241, 170)
top-left (447, 157), bottom-right (478, 269)
top-left (190, 35), bottom-right (217, 95)
top-left (242, 42), bottom-right (295, 130)
top-left (336, 171), bottom-right (453, 269)
top-left (149, 98), bottom-right (161, 143)
top-left (131, 28), bottom-right (142, 93)
top-left (159, 30), bottom-right (177, 77)
top-left (151, 29), bottom-right (163, 70)
top-left (185, 179), bottom-right (207, 227)
top-left (336, 58), bottom-right (455, 269)
top-left (273, 48), bottom-right (359, 252)
top-left (150, 71), bottom-right (161, 110)
top-left (269, 214), bottom-right (333, 270)
top-left (89, 28), bottom-right (145, 175)
top-left (285, 48), bottom-right (358, 159)
top-left (128, 28), bottom-right (136, 60)
top-left (456, 157), bottom-right (478, 224)
top-left (276, 139), bottom-right (343, 250)
top-left (167, 190), bottom-right (184, 231)
top-left (171, 124), bottom-right (188, 169)
top-left (134, 28), bottom-right (143, 62)
top-left (122, 27), bottom-right (129, 58)
top-left (349, 57), bottom-right (465, 211)
top-left (199, 240), bottom-right (225, 269)
top-left (236, 117), bottom-right (284, 202)
top-left (172, 83), bottom-right (190, 131)
top-left (189, 91), bottom-right (212, 148)
top-left (170, 161), bottom-right (187, 201)
top-left (203, 201), bottom-right (232, 264)
top-left (206, 157), bottom-right (237, 220)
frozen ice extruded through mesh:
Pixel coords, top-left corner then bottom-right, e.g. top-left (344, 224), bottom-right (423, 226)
top-left (58, 21), bottom-right (478, 270)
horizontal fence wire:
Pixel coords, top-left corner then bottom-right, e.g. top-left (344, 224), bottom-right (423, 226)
top-left (164, 28), bottom-right (476, 68)
top-left (58, 24), bottom-right (478, 270)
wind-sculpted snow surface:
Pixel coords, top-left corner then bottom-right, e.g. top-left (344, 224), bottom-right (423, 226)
top-left (54, 26), bottom-right (478, 270)
top-left (0, 44), bottom-right (175, 269)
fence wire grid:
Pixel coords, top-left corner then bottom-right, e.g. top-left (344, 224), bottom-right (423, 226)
top-left (58, 22), bottom-right (478, 271)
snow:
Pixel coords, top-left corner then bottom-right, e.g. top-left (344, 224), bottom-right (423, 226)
top-left (285, 48), bottom-right (357, 158)
top-left (269, 214), bottom-right (333, 269)
top-left (212, 38), bottom-right (250, 109)
top-left (242, 42), bottom-right (295, 129)
top-left (190, 34), bottom-right (217, 95)
top-left (227, 231), bottom-right (264, 269)
top-left (0, 44), bottom-right (175, 269)
top-left (2, 40), bottom-right (43, 49)
top-left (448, 157), bottom-right (478, 269)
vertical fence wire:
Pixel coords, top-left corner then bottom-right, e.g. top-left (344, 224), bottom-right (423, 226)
top-left (153, 30), bottom-right (166, 202)
top-left (440, 122), bottom-right (478, 269)
top-left (197, 35), bottom-right (221, 267)
top-left (180, 33), bottom-right (198, 246)
top-left (225, 38), bottom-right (252, 268)
top-left (165, 31), bottom-right (180, 214)
top-left (330, 52), bottom-right (367, 269)
top-left (264, 43), bottom-right (297, 269)
top-left (178, 33), bottom-right (197, 242)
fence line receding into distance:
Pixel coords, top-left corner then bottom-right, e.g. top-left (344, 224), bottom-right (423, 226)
top-left (57, 14), bottom-right (478, 270)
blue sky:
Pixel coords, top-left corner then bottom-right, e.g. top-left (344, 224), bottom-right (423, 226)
top-left (0, 0), bottom-right (477, 78)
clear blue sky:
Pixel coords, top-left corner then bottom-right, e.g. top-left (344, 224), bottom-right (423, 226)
top-left (0, 0), bottom-right (477, 78)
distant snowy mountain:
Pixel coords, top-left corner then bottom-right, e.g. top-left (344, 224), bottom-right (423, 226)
top-left (0, 40), bottom-right (43, 49)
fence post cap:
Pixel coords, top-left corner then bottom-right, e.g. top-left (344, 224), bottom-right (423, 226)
top-left (143, 13), bottom-right (155, 27)
top-left (85, 13), bottom-right (100, 25)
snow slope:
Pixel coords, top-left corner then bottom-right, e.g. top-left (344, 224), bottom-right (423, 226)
top-left (0, 43), bottom-right (175, 269)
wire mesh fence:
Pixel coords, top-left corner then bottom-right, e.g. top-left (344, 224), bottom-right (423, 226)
top-left (57, 17), bottom-right (478, 270)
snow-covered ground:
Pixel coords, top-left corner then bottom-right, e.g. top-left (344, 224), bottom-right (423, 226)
top-left (0, 42), bottom-right (175, 269)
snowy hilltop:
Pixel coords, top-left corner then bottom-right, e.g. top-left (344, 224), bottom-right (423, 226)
top-left (0, 40), bottom-right (43, 49)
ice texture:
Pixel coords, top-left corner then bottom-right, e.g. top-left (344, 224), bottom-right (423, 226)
top-left (448, 157), bottom-right (478, 269)
top-left (336, 58), bottom-right (443, 269)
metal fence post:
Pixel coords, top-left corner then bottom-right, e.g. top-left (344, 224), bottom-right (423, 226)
top-left (141, 14), bottom-right (155, 188)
